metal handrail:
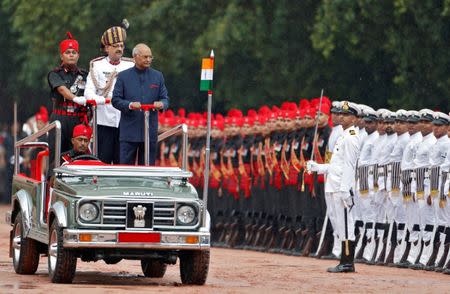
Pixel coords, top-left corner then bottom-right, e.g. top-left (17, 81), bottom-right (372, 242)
top-left (14, 120), bottom-right (61, 175)
top-left (157, 124), bottom-right (188, 171)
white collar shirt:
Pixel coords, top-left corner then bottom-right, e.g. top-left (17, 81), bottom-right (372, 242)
top-left (325, 125), bottom-right (360, 193)
top-left (429, 135), bottom-right (449, 167)
top-left (389, 132), bottom-right (410, 163)
top-left (358, 131), bottom-right (379, 166)
top-left (376, 133), bottom-right (397, 166)
top-left (413, 132), bottom-right (436, 169)
top-left (400, 132), bottom-right (423, 171)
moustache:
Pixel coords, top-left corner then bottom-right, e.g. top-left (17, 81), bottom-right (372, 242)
top-left (115, 50), bottom-right (123, 54)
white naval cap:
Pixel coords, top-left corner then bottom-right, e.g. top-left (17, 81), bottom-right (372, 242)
top-left (419, 109), bottom-right (434, 122)
top-left (361, 106), bottom-right (378, 121)
top-left (395, 109), bottom-right (408, 122)
top-left (341, 101), bottom-right (360, 116)
top-left (331, 101), bottom-right (342, 113)
top-left (432, 111), bottom-right (450, 125)
top-left (376, 108), bottom-right (390, 120)
top-left (381, 110), bottom-right (396, 122)
top-left (407, 110), bottom-right (420, 123)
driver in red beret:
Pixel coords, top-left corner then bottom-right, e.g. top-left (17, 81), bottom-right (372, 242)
top-left (61, 124), bottom-right (92, 164)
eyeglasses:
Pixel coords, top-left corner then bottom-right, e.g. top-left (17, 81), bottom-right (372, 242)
top-left (137, 54), bottom-right (154, 60)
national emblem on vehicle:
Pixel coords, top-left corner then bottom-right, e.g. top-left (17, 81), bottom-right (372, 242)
top-left (133, 205), bottom-right (147, 228)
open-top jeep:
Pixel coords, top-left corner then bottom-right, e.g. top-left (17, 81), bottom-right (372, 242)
top-left (5, 121), bottom-right (210, 284)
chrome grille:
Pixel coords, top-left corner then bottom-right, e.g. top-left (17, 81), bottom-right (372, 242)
top-left (103, 201), bottom-right (126, 225)
top-left (101, 201), bottom-right (177, 228)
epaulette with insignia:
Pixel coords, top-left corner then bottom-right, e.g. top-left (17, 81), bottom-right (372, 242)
top-left (349, 130), bottom-right (356, 135)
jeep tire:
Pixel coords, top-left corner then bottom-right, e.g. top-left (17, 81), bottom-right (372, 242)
top-left (141, 259), bottom-right (167, 278)
top-left (48, 219), bottom-right (77, 283)
top-left (12, 211), bottom-right (40, 274)
top-left (179, 250), bottom-right (210, 285)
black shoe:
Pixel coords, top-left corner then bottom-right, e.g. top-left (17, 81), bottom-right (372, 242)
top-left (434, 267), bottom-right (444, 272)
top-left (327, 264), bottom-right (355, 273)
top-left (443, 268), bottom-right (450, 275)
top-left (409, 263), bottom-right (424, 270)
top-left (396, 261), bottom-right (411, 268)
top-left (424, 265), bottom-right (435, 271)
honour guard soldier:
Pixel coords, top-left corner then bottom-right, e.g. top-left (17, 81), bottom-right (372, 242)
top-left (48, 32), bottom-right (88, 155)
top-left (416, 112), bottom-right (450, 270)
top-left (437, 115), bottom-right (450, 273)
top-left (319, 101), bottom-right (344, 259)
top-left (353, 106), bottom-right (378, 261)
top-left (403, 109), bottom-right (436, 267)
top-left (85, 22), bottom-right (135, 163)
top-left (372, 110), bottom-right (398, 264)
top-left (362, 109), bottom-right (390, 263)
top-left (385, 110), bottom-right (410, 265)
top-left (307, 101), bottom-right (361, 273)
top-left (396, 110), bottom-right (422, 267)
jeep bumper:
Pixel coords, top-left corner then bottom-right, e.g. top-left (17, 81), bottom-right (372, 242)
top-left (63, 229), bottom-right (210, 250)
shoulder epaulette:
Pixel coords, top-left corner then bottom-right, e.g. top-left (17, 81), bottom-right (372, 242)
top-left (90, 56), bottom-right (106, 63)
top-left (89, 56), bottom-right (106, 71)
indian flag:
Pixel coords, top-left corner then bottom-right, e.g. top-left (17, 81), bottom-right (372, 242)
top-left (200, 51), bottom-right (214, 91)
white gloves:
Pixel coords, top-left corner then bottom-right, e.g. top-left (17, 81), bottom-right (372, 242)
top-left (93, 97), bottom-right (106, 105)
top-left (74, 96), bottom-right (110, 106)
top-left (340, 192), bottom-right (354, 208)
top-left (73, 96), bottom-right (86, 106)
top-left (306, 160), bottom-right (329, 174)
top-left (306, 160), bottom-right (319, 172)
top-left (368, 166), bottom-right (374, 192)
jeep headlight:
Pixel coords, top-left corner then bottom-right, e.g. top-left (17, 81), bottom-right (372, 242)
top-left (79, 202), bottom-right (99, 222)
top-left (176, 205), bottom-right (196, 225)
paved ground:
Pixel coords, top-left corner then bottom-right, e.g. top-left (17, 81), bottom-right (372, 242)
top-left (0, 205), bottom-right (448, 293)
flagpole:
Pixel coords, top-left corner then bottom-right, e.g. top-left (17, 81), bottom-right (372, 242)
top-left (202, 50), bottom-right (214, 227)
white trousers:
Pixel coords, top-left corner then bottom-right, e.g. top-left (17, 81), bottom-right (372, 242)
top-left (328, 192), bottom-right (355, 242)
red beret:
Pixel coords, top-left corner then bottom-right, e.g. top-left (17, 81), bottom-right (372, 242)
top-left (72, 124), bottom-right (92, 139)
top-left (59, 31), bottom-right (79, 54)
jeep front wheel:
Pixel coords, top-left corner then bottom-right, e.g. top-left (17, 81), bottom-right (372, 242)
top-left (48, 219), bottom-right (77, 283)
top-left (179, 250), bottom-right (210, 285)
top-left (141, 259), bottom-right (167, 278)
top-left (12, 211), bottom-right (40, 274)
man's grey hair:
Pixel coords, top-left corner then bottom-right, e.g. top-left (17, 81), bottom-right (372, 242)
top-left (132, 46), bottom-right (140, 57)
